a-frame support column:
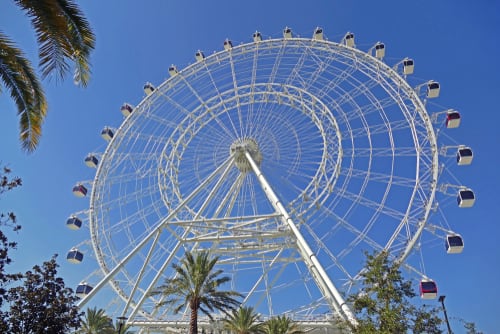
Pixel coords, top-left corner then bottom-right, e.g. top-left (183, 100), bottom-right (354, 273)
top-left (243, 150), bottom-right (357, 326)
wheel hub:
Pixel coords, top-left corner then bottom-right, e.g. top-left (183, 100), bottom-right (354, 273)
top-left (230, 138), bottom-right (262, 173)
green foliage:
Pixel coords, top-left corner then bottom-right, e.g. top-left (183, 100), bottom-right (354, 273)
top-left (1, 0), bottom-right (95, 152)
top-left (0, 166), bottom-right (23, 332)
top-left (262, 315), bottom-right (303, 334)
top-left (339, 251), bottom-right (443, 334)
top-left (223, 306), bottom-right (264, 334)
top-left (6, 255), bottom-right (82, 333)
top-left (1, 168), bottom-right (82, 333)
top-left (150, 250), bottom-right (242, 334)
top-left (0, 32), bottom-right (46, 152)
top-left (78, 307), bottom-right (136, 334)
top-left (456, 319), bottom-right (484, 334)
top-left (0, 166), bottom-right (85, 334)
top-left (463, 321), bottom-right (483, 334)
top-left (13, 0), bottom-right (95, 86)
top-left (78, 307), bottom-right (115, 334)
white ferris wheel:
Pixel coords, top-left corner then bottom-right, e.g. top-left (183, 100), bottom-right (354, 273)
top-left (67, 27), bottom-right (474, 331)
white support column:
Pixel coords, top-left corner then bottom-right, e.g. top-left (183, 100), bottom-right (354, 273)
top-left (243, 151), bottom-right (357, 326)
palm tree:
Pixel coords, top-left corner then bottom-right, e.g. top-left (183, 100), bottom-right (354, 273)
top-left (78, 307), bottom-right (114, 334)
top-left (262, 315), bottom-right (303, 334)
top-left (150, 250), bottom-right (242, 334)
top-left (223, 306), bottom-right (264, 334)
top-left (1, 0), bottom-right (95, 152)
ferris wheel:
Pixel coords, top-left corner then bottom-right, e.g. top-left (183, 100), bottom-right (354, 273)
top-left (67, 27), bottom-right (474, 329)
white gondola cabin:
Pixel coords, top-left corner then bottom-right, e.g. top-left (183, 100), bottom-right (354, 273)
top-left (72, 184), bottom-right (87, 197)
top-left (253, 31), bottom-right (262, 42)
top-left (67, 248), bottom-right (84, 264)
top-left (66, 216), bottom-right (82, 230)
top-left (375, 42), bottom-right (385, 58)
top-left (168, 65), bottom-right (178, 77)
top-left (420, 279), bottom-right (438, 299)
top-left (120, 103), bottom-right (134, 117)
top-left (84, 154), bottom-right (98, 168)
top-left (101, 127), bottom-right (114, 142)
top-left (403, 58), bottom-right (414, 75)
top-left (195, 50), bottom-right (205, 62)
top-left (446, 234), bottom-right (464, 254)
top-left (457, 188), bottom-right (475, 208)
top-left (457, 147), bottom-right (473, 165)
top-left (76, 282), bottom-right (93, 298)
top-left (313, 27), bottom-right (324, 40)
top-left (283, 27), bottom-right (292, 39)
top-left (426, 81), bottom-right (440, 98)
top-left (223, 39), bottom-right (233, 50)
top-left (143, 82), bottom-right (155, 95)
top-left (446, 110), bottom-right (461, 128)
top-left (344, 32), bottom-right (355, 47)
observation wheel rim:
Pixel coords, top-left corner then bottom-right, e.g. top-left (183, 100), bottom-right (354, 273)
top-left (86, 35), bottom-right (440, 316)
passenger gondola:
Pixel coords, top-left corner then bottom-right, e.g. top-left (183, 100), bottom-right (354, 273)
top-left (313, 27), bottom-right (324, 40)
top-left (253, 31), bottom-right (262, 42)
top-left (195, 50), bottom-right (205, 62)
top-left (101, 127), bottom-right (114, 142)
top-left (72, 184), bottom-right (87, 197)
top-left (426, 81), bottom-right (440, 98)
top-left (344, 32), bottom-right (355, 47)
top-left (120, 103), bottom-right (134, 117)
top-left (420, 279), bottom-right (438, 299)
top-left (446, 110), bottom-right (461, 128)
top-left (67, 248), bottom-right (84, 264)
top-left (446, 234), bottom-right (464, 254)
top-left (143, 82), bottom-right (155, 95)
top-left (223, 39), bottom-right (233, 50)
top-left (168, 65), bottom-right (178, 77)
top-left (84, 154), bottom-right (98, 168)
top-left (76, 282), bottom-right (93, 298)
top-left (456, 147), bottom-right (473, 165)
top-left (66, 216), bottom-right (82, 230)
top-left (403, 58), bottom-right (414, 75)
top-left (375, 42), bottom-right (385, 58)
top-left (457, 188), bottom-right (475, 208)
top-left (283, 27), bottom-right (292, 39)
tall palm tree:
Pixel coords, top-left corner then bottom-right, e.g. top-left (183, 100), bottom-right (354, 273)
top-left (262, 315), bottom-right (303, 334)
top-left (78, 307), bottom-right (114, 334)
top-left (1, 0), bottom-right (95, 152)
top-left (223, 306), bottom-right (264, 334)
top-left (150, 250), bottom-right (242, 334)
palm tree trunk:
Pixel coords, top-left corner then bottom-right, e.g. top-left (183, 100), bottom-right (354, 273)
top-left (190, 305), bottom-right (198, 334)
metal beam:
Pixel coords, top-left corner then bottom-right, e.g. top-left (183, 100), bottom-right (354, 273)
top-left (244, 150), bottom-right (357, 326)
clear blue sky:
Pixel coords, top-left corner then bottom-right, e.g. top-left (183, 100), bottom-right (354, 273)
top-left (1, 1), bottom-right (498, 332)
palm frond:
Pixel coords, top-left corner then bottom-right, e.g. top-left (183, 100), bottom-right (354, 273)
top-left (53, 0), bottom-right (95, 86)
top-left (79, 307), bottom-right (114, 334)
top-left (0, 31), bottom-right (47, 152)
top-left (263, 315), bottom-right (304, 334)
top-left (223, 306), bottom-right (264, 334)
top-left (15, 0), bottom-right (95, 86)
top-left (149, 250), bottom-right (242, 329)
